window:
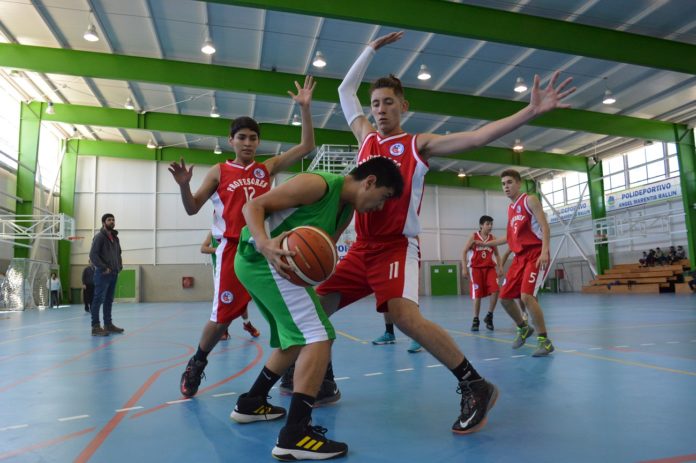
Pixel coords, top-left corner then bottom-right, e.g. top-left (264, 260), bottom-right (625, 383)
top-left (36, 124), bottom-right (62, 191)
top-left (603, 154), bottom-right (626, 193)
top-left (564, 172), bottom-right (588, 203)
top-left (0, 85), bottom-right (20, 169)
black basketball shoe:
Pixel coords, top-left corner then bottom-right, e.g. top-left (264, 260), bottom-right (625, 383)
top-left (230, 393), bottom-right (286, 423)
top-left (272, 418), bottom-right (348, 461)
top-left (180, 356), bottom-right (207, 398)
top-left (452, 377), bottom-right (499, 434)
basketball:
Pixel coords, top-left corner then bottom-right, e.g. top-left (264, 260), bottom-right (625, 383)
top-left (280, 226), bottom-right (338, 287)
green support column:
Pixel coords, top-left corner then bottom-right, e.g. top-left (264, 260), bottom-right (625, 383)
top-left (675, 127), bottom-right (696, 266)
top-left (59, 141), bottom-right (78, 302)
top-left (14, 103), bottom-right (42, 257)
top-left (587, 158), bottom-right (610, 274)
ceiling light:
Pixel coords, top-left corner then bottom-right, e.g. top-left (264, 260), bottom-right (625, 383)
top-left (457, 169), bottom-right (467, 178)
top-left (146, 138), bottom-right (157, 149)
top-left (291, 114), bottom-right (301, 126)
top-left (210, 104), bottom-right (220, 118)
top-left (83, 24), bottom-right (99, 42)
top-left (124, 97), bottom-right (135, 110)
top-left (513, 139), bottom-right (524, 153)
top-left (213, 143), bottom-right (222, 155)
top-left (602, 89), bottom-right (616, 105)
top-left (514, 76), bottom-right (527, 93)
top-left (45, 102), bottom-right (55, 115)
top-left (417, 64), bottom-right (431, 81)
top-left (201, 38), bottom-right (216, 55)
top-left (312, 51), bottom-right (327, 68)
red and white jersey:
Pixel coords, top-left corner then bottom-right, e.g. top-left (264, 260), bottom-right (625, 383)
top-left (507, 193), bottom-right (542, 254)
top-left (210, 161), bottom-right (271, 240)
top-left (355, 132), bottom-right (429, 239)
top-left (466, 232), bottom-right (497, 268)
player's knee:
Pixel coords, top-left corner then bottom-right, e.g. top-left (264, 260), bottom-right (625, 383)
top-left (520, 293), bottom-right (536, 305)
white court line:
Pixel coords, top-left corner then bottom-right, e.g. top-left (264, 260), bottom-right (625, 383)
top-left (589, 347), bottom-right (602, 350)
top-left (666, 341), bottom-right (680, 344)
top-left (115, 406), bottom-right (143, 413)
top-left (640, 343), bottom-right (655, 346)
top-left (58, 415), bottom-right (89, 422)
top-left (364, 372), bottom-right (383, 377)
top-left (484, 357), bottom-right (500, 361)
top-left (212, 392), bottom-right (237, 398)
top-left (166, 399), bottom-right (191, 405)
top-left (0, 424), bottom-right (29, 431)
top-left (614, 345), bottom-right (629, 348)
top-left (511, 355), bottom-right (526, 358)
top-left (396, 368), bottom-right (414, 372)
top-left (426, 364), bottom-right (443, 368)
top-left (561, 349), bottom-right (577, 353)
top-left (334, 377), bottom-right (350, 381)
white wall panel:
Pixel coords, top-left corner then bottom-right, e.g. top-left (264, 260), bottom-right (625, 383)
top-left (96, 158), bottom-right (155, 193)
top-left (156, 161), bottom-right (210, 193)
top-left (95, 193), bottom-right (155, 229)
top-left (75, 156), bottom-right (95, 192)
top-left (439, 187), bottom-right (483, 229)
top-left (156, 245), bottom-right (205, 265)
top-left (74, 192), bottom-right (95, 229)
top-left (157, 193), bottom-right (213, 229)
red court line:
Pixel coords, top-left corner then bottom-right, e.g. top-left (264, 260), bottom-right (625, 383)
top-left (130, 340), bottom-right (264, 419)
top-left (76, 339), bottom-right (263, 462)
top-left (638, 454), bottom-right (696, 463)
top-left (0, 309), bottom-right (186, 393)
top-left (0, 427), bottom-right (96, 461)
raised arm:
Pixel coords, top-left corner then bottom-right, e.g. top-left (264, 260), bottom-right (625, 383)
top-left (168, 159), bottom-right (220, 215)
top-left (417, 71), bottom-right (576, 159)
top-left (526, 195), bottom-right (551, 269)
top-left (339, 31), bottom-right (404, 143)
top-left (242, 174), bottom-right (329, 279)
top-left (265, 76), bottom-right (317, 175)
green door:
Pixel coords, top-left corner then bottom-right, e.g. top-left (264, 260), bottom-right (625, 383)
top-left (430, 264), bottom-right (458, 296)
top-left (114, 269), bottom-right (136, 299)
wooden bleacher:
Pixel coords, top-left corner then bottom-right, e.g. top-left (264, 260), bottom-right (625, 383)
top-left (582, 260), bottom-right (692, 294)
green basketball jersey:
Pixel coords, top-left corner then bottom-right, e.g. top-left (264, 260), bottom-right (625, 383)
top-left (238, 171), bottom-right (354, 260)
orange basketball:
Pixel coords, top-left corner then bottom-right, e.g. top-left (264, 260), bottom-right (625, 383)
top-left (280, 226), bottom-right (338, 287)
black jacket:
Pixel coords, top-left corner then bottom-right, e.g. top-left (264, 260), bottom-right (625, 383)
top-left (89, 228), bottom-right (123, 273)
top-left (82, 265), bottom-right (95, 286)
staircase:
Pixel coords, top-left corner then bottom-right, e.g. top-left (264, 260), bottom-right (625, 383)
top-left (582, 260), bottom-right (691, 294)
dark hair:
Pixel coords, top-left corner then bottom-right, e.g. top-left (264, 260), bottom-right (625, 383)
top-left (479, 215), bottom-right (494, 226)
top-left (229, 116), bottom-right (260, 138)
top-left (369, 74), bottom-right (404, 99)
top-left (500, 169), bottom-right (522, 182)
top-left (350, 157), bottom-right (404, 198)
top-left (101, 213), bottom-right (114, 224)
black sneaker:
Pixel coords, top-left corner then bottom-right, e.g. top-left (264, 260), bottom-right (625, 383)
top-left (315, 380), bottom-right (341, 407)
top-left (180, 356), bottom-right (207, 398)
top-left (272, 418), bottom-right (348, 461)
top-left (471, 318), bottom-right (480, 332)
top-left (484, 312), bottom-right (494, 331)
top-left (452, 377), bottom-right (499, 434)
top-left (230, 393), bottom-right (286, 423)
top-left (279, 365), bottom-right (295, 396)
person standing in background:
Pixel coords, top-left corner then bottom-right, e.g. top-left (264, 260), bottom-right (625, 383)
top-left (49, 272), bottom-right (61, 308)
top-left (89, 213), bottom-right (125, 337)
top-left (82, 260), bottom-right (95, 314)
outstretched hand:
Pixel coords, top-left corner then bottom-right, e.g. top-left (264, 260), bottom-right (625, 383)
top-left (168, 158), bottom-right (193, 186)
top-left (288, 75), bottom-right (316, 107)
top-left (529, 71), bottom-right (576, 115)
top-left (369, 31), bottom-right (404, 51)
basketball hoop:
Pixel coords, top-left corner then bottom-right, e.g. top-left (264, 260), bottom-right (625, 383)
top-left (66, 236), bottom-right (84, 241)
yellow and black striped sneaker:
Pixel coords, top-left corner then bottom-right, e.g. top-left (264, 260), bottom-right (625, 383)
top-left (272, 419), bottom-right (347, 461)
top-left (230, 393), bottom-right (286, 423)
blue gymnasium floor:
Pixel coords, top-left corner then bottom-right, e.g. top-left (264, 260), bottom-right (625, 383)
top-left (1, 294), bottom-right (695, 463)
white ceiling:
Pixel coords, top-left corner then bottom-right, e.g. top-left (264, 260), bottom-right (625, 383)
top-left (1, 0), bottom-right (695, 178)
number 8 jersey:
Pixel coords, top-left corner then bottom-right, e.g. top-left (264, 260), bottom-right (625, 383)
top-left (211, 161), bottom-right (271, 240)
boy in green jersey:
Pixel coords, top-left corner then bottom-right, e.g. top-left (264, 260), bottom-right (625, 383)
top-left (230, 157), bottom-right (403, 461)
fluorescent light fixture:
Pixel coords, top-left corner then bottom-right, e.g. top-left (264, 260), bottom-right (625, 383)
top-left (146, 138), bottom-right (157, 149)
top-left (312, 51), bottom-right (326, 68)
top-left (291, 114), bottom-right (301, 126)
top-left (210, 104), bottom-right (220, 118)
top-left (417, 64), bottom-right (431, 81)
top-left (514, 76), bottom-right (527, 93)
top-left (213, 143), bottom-right (222, 155)
top-left (602, 89), bottom-right (616, 105)
top-left (45, 102), bottom-right (55, 115)
top-left (457, 169), bottom-right (467, 178)
top-left (124, 97), bottom-right (135, 110)
top-left (83, 24), bottom-right (99, 42)
top-left (201, 38), bottom-right (216, 55)
top-left (513, 139), bottom-right (524, 153)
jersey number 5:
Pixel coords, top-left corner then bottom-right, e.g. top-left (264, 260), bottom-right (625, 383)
top-left (528, 272), bottom-right (537, 283)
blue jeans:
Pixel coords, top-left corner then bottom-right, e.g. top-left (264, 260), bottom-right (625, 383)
top-left (91, 269), bottom-right (117, 327)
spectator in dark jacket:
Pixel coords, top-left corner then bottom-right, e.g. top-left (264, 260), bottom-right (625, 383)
top-left (82, 260), bottom-right (95, 314)
top-left (88, 213), bottom-right (124, 336)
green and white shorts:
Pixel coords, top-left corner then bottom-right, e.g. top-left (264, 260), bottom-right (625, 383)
top-left (234, 253), bottom-right (335, 349)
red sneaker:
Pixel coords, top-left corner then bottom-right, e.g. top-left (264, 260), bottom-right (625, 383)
top-left (243, 321), bottom-right (260, 338)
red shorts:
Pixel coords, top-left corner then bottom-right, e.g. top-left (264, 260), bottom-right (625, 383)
top-left (468, 266), bottom-right (499, 299)
top-left (499, 247), bottom-right (546, 300)
top-left (316, 236), bottom-right (420, 312)
top-left (211, 238), bottom-right (251, 324)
